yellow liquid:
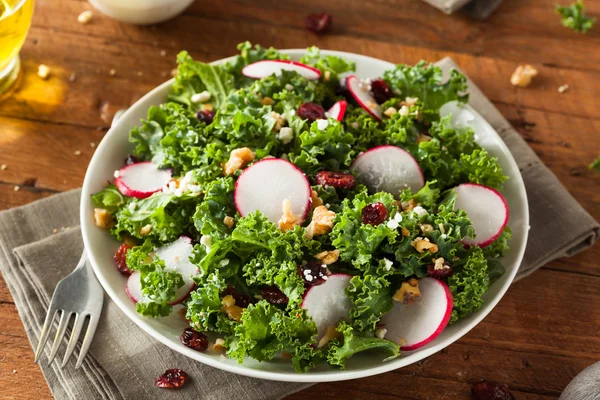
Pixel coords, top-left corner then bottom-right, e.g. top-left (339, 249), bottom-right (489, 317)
top-left (0, 0), bottom-right (34, 74)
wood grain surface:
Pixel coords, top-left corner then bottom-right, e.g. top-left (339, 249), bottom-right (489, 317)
top-left (1, 0), bottom-right (599, 399)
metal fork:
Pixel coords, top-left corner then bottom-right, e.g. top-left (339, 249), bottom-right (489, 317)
top-left (34, 251), bottom-right (104, 368)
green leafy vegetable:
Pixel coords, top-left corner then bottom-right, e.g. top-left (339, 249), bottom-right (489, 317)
top-left (556, 0), bottom-right (596, 33)
top-left (590, 155), bottom-right (600, 171)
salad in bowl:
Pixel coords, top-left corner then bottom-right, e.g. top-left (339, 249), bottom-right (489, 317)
top-left (88, 43), bottom-right (518, 375)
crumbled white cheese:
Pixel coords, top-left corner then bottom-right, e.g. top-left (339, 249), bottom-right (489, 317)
top-left (37, 64), bottom-right (51, 79)
top-left (316, 119), bottom-right (329, 131)
top-left (113, 170), bottom-right (120, 178)
top-left (278, 127), bottom-right (294, 144)
top-left (412, 206), bottom-right (428, 218)
top-left (128, 202), bottom-right (137, 212)
top-left (375, 328), bottom-right (387, 339)
top-left (191, 91), bottom-right (211, 103)
top-left (351, 121), bottom-right (360, 129)
top-left (285, 83), bottom-right (295, 91)
top-left (383, 258), bottom-right (393, 271)
top-left (219, 259), bottom-right (230, 267)
top-left (398, 105), bottom-right (410, 116)
top-left (386, 219), bottom-right (399, 229)
top-left (200, 235), bottom-right (212, 251)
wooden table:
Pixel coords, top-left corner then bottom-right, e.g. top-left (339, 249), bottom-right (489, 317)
top-left (1, 0), bottom-right (599, 398)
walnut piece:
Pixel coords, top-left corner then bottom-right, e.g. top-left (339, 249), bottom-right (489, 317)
top-left (311, 190), bottom-right (323, 208)
top-left (139, 224), bottom-right (153, 236)
top-left (270, 111), bottom-right (286, 132)
top-left (416, 134), bottom-right (432, 144)
top-left (223, 216), bottom-right (235, 228)
top-left (401, 227), bottom-right (411, 237)
top-left (223, 147), bottom-right (255, 175)
top-left (278, 199), bottom-right (303, 232)
top-left (209, 338), bottom-right (226, 354)
top-left (93, 208), bottom-right (113, 229)
top-left (221, 295), bottom-right (243, 322)
top-left (401, 198), bottom-right (417, 211)
top-left (314, 249), bottom-right (340, 265)
top-left (393, 278), bottom-right (421, 304)
top-left (419, 224), bottom-right (434, 234)
top-left (317, 325), bottom-right (342, 348)
top-left (511, 64), bottom-right (538, 88)
top-left (305, 205), bottom-right (336, 239)
top-left (411, 236), bottom-right (439, 253)
top-left (260, 96), bottom-right (274, 106)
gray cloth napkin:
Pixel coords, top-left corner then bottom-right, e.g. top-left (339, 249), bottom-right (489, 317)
top-left (423, 0), bottom-right (504, 19)
top-left (0, 58), bottom-right (598, 399)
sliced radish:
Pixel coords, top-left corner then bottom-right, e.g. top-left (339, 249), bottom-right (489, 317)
top-left (114, 161), bottom-right (172, 199)
top-left (301, 274), bottom-right (353, 339)
top-left (125, 237), bottom-right (197, 306)
top-left (381, 277), bottom-right (453, 351)
top-left (454, 183), bottom-right (509, 248)
top-left (351, 145), bottom-right (425, 195)
top-left (325, 100), bottom-right (347, 122)
top-left (234, 158), bottom-right (312, 224)
top-left (346, 75), bottom-right (382, 121)
top-left (242, 60), bottom-right (321, 80)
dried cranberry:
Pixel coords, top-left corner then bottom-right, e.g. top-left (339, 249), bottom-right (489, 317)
top-left (305, 13), bottom-right (332, 34)
top-left (297, 103), bottom-right (326, 122)
top-left (361, 202), bottom-right (389, 226)
top-left (113, 243), bottom-right (133, 276)
top-left (180, 327), bottom-right (208, 352)
top-left (221, 286), bottom-right (251, 308)
top-left (196, 110), bottom-right (215, 124)
top-left (297, 261), bottom-right (329, 286)
top-left (370, 79), bottom-right (393, 104)
top-left (124, 154), bottom-right (138, 165)
top-left (261, 286), bottom-right (289, 305)
top-left (471, 381), bottom-right (515, 400)
top-left (427, 261), bottom-right (453, 280)
top-left (315, 171), bottom-right (356, 189)
top-left (155, 368), bottom-right (189, 389)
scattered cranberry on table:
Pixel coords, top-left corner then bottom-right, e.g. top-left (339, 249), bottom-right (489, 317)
top-left (471, 381), bottom-right (515, 400)
top-left (155, 368), bottom-right (189, 389)
top-left (304, 13), bottom-right (332, 34)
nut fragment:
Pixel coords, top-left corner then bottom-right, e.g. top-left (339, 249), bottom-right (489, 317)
top-left (314, 249), bottom-right (340, 265)
top-left (393, 278), bottom-right (421, 304)
top-left (401, 198), bottom-right (417, 211)
top-left (410, 236), bottom-right (438, 253)
top-left (419, 224), bottom-right (434, 234)
top-left (304, 205), bottom-right (336, 239)
top-left (510, 64), bottom-right (538, 88)
top-left (317, 325), bottom-right (342, 348)
top-left (210, 338), bottom-right (227, 354)
top-left (558, 84), bottom-right (569, 93)
top-left (416, 134), bottom-right (432, 143)
top-left (77, 10), bottom-right (93, 24)
top-left (223, 216), bottom-right (235, 228)
top-left (260, 96), bottom-right (274, 106)
top-left (383, 107), bottom-right (397, 117)
top-left (401, 227), bottom-right (411, 237)
top-left (311, 190), bottom-right (323, 208)
top-left (223, 147), bottom-right (255, 175)
top-left (278, 199), bottom-right (303, 232)
top-left (375, 328), bottom-right (387, 339)
top-left (270, 111), bottom-right (286, 132)
top-left (139, 224), bottom-right (153, 236)
top-left (37, 64), bottom-right (51, 79)
top-left (221, 295), bottom-right (244, 322)
top-left (94, 208), bottom-right (113, 229)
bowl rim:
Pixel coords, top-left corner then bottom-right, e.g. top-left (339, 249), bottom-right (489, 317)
top-left (80, 49), bottom-right (529, 383)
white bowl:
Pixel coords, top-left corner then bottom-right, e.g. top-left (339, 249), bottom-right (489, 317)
top-left (81, 50), bottom-right (529, 383)
top-left (88, 0), bottom-right (194, 25)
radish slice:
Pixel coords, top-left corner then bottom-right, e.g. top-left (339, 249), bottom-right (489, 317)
top-left (325, 100), bottom-right (347, 122)
top-left (234, 158), bottom-right (312, 224)
top-left (125, 237), bottom-right (197, 306)
top-left (381, 277), bottom-right (453, 351)
top-left (301, 274), bottom-right (353, 339)
top-left (114, 161), bottom-right (172, 199)
top-left (351, 145), bottom-right (425, 195)
top-left (346, 75), bottom-right (382, 121)
top-left (242, 60), bottom-right (321, 80)
top-left (454, 183), bottom-right (509, 248)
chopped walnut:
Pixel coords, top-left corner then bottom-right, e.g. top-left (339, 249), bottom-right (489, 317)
top-left (510, 64), bottom-right (538, 88)
top-left (401, 198), bottom-right (417, 211)
top-left (375, 328), bottom-right (387, 339)
top-left (393, 278), bottom-right (421, 304)
top-left (324, 70), bottom-right (331, 82)
top-left (433, 257), bottom-right (447, 270)
top-left (305, 205), bottom-right (336, 240)
top-left (209, 338), bottom-right (226, 354)
top-left (419, 224), bottom-right (434, 234)
top-left (411, 237), bottom-right (438, 253)
top-left (401, 227), bottom-right (411, 237)
top-left (221, 295), bottom-right (243, 322)
top-left (314, 249), bottom-right (340, 265)
top-left (270, 111), bottom-right (286, 132)
top-left (201, 103), bottom-right (214, 112)
top-left (402, 97), bottom-right (419, 107)
top-left (278, 199), bottom-right (303, 232)
top-left (260, 96), bottom-right (274, 106)
top-left (383, 107), bottom-right (397, 117)
top-left (416, 134), bottom-right (432, 143)
top-left (311, 190), bottom-right (323, 208)
top-left (93, 208), bottom-right (113, 229)
top-left (139, 224), bottom-right (153, 236)
top-left (317, 325), bottom-right (342, 348)
top-left (223, 216), bottom-right (235, 228)
top-left (223, 147), bottom-right (255, 175)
